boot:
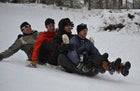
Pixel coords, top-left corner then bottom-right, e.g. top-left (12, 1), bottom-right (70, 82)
top-left (108, 58), bottom-right (122, 74)
top-left (98, 53), bottom-right (109, 73)
top-left (102, 53), bottom-right (109, 62)
top-left (102, 58), bottom-right (121, 75)
top-left (117, 61), bottom-right (131, 76)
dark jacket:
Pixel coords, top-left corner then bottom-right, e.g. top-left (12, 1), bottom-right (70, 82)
top-left (50, 18), bottom-right (74, 64)
top-left (67, 35), bottom-right (102, 67)
top-left (51, 32), bottom-right (73, 62)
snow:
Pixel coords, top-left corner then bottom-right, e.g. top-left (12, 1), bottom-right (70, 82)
top-left (0, 3), bottom-right (140, 91)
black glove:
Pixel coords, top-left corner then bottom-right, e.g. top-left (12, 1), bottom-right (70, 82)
top-left (61, 44), bottom-right (74, 52)
top-left (0, 54), bottom-right (3, 61)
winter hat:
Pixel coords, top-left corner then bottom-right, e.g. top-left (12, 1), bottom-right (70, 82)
top-left (20, 22), bottom-right (31, 31)
top-left (59, 18), bottom-right (74, 27)
top-left (77, 23), bottom-right (88, 34)
top-left (58, 18), bottom-right (74, 33)
top-left (45, 18), bottom-right (55, 26)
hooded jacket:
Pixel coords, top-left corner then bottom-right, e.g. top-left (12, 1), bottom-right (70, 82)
top-left (50, 18), bottom-right (74, 61)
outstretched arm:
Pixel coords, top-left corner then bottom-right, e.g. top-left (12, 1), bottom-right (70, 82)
top-left (0, 39), bottom-right (22, 60)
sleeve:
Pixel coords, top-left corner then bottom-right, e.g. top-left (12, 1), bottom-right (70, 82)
top-left (90, 42), bottom-right (101, 56)
top-left (31, 33), bottom-right (45, 61)
top-left (0, 39), bottom-right (22, 58)
top-left (67, 36), bottom-right (80, 65)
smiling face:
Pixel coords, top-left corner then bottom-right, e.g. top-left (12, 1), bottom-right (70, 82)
top-left (78, 28), bottom-right (88, 39)
top-left (21, 25), bottom-right (32, 34)
top-left (64, 25), bottom-right (72, 33)
top-left (46, 23), bottom-right (55, 32)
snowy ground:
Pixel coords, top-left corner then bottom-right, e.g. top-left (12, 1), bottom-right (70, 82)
top-left (0, 3), bottom-right (140, 91)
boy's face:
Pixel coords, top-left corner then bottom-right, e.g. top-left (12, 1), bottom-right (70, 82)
top-left (78, 29), bottom-right (88, 39)
top-left (22, 25), bottom-right (32, 34)
top-left (64, 25), bottom-right (72, 33)
top-left (46, 23), bottom-right (55, 32)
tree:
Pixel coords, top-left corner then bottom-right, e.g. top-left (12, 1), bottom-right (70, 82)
top-left (118, 0), bottom-right (123, 9)
top-left (126, 0), bottom-right (128, 10)
top-left (69, 0), bottom-right (73, 8)
top-left (88, 0), bottom-right (91, 10)
top-left (36, 0), bottom-right (40, 4)
top-left (98, 0), bottom-right (103, 9)
top-left (106, 0), bottom-right (109, 9)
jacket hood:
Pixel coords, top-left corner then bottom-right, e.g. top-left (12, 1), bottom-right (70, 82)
top-left (58, 18), bottom-right (74, 34)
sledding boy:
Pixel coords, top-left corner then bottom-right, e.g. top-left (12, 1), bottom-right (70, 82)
top-left (27, 18), bottom-right (74, 68)
top-left (50, 18), bottom-right (74, 64)
top-left (58, 23), bottom-right (131, 76)
top-left (28, 18), bottom-right (57, 68)
top-left (0, 22), bottom-right (40, 62)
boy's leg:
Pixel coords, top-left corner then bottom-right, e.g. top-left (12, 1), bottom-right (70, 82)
top-left (58, 54), bottom-right (78, 73)
top-left (38, 42), bottom-right (51, 65)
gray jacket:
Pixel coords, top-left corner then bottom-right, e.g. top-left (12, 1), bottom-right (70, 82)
top-left (0, 31), bottom-right (41, 60)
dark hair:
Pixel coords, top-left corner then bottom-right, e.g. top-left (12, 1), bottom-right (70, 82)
top-left (45, 18), bottom-right (55, 26)
top-left (20, 22), bottom-right (30, 31)
top-left (77, 23), bottom-right (87, 34)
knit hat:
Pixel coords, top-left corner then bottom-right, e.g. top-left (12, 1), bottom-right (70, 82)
top-left (45, 18), bottom-right (55, 26)
top-left (58, 18), bottom-right (74, 33)
top-left (20, 22), bottom-right (31, 31)
top-left (77, 23), bottom-right (88, 34)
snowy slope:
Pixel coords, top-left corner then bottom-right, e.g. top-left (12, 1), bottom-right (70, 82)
top-left (0, 3), bottom-right (140, 91)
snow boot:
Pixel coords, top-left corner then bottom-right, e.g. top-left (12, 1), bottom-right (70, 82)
top-left (99, 53), bottom-right (109, 73)
top-left (102, 53), bottom-right (109, 61)
top-left (117, 61), bottom-right (131, 76)
top-left (102, 58), bottom-right (122, 75)
top-left (108, 58), bottom-right (122, 75)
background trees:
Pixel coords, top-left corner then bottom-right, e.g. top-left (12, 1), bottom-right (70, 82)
top-left (0, 0), bottom-right (139, 9)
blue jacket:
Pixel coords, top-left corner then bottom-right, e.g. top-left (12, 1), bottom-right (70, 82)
top-left (67, 35), bottom-right (101, 65)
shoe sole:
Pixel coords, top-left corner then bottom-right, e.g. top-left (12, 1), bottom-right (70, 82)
top-left (121, 61), bottom-right (131, 76)
top-left (124, 61), bottom-right (131, 70)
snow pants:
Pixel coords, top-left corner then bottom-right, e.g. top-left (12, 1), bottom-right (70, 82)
top-left (38, 42), bottom-right (58, 66)
top-left (58, 54), bottom-right (99, 76)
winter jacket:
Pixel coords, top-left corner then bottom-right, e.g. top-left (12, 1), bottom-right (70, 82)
top-left (67, 35), bottom-right (102, 65)
top-left (51, 31), bottom-right (74, 62)
top-left (0, 31), bottom-right (40, 60)
top-left (31, 31), bottom-right (56, 62)
top-left (50, 18), bottom-right (74, 63)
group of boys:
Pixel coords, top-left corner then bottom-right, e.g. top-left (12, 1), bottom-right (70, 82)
top-left (0, 18), bottom-right (131, 77)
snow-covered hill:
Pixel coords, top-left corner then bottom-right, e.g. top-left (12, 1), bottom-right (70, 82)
top-left (0, 3), bottom-right (140, 91)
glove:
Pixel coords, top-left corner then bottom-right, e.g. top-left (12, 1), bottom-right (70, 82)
top-left (61, 44), bottom-right (74, 51)
top-left (26, 60), bottom-right (37, 68)
top-left (0, 54), bottom-right (3, 61)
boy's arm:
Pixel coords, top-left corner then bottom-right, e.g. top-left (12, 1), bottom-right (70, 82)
top-left (0, 39), bottom-right (22, 59)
